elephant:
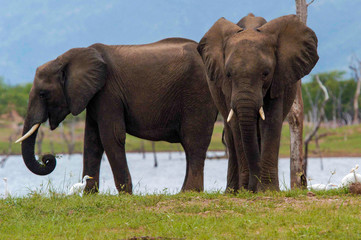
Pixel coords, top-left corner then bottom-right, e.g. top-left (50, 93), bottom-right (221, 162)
top-left (197, 13), bottom-right (319, 192)
top-left (17, 38), bottom-right (217, 194)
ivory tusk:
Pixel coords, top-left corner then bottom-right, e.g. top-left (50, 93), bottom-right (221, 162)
top-left (259, 107), bottom-right (265, 120)
top-left (227, 109), bottom-right (234, 123)
top-left (15, 123), bottom-right (40, 143)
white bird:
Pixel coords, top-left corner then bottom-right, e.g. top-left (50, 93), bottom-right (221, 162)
top-left (341, 167), bottom-right (361, 187)
top-left (3, 177), bottom-right (10, 198)
top-left (67, 175), bottom-right (93, 195)
top-left (307, 183), bottom-right (339, 191)
top-left (325, 183), bottom-right (339, 190)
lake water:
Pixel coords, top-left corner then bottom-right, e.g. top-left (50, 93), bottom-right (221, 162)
top-left (0, 152), bottom-right (360, 197)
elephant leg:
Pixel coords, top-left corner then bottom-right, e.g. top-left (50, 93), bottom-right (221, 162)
top-left (181, 149), bottom-right (204, 192)
top-left (259, 97), bottom-right (284, 191)
top-left (98, 114), bottom-right (132, 194)
top-left (224, 123), bottom-right (240, 192)
top-left (180, 119), bottom-right (214, 192)
top-left (83, 112), bottom-right (104, 193)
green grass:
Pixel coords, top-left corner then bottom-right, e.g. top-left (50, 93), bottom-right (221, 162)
top-left (2, 121), bottom-right (361, 157)
top-left (1, 189), bottom-right (361, 239)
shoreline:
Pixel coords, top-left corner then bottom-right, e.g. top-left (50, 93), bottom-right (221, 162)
top-left (2, 150), bottom-right (360, 158)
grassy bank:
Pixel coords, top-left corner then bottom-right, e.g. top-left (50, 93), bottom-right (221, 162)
top-left (1, 121), bottom-right (361, 157)
top-left (1, 189), bottom-right (361, 239)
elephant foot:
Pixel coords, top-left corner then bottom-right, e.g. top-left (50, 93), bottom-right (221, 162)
top-left (116, 182), bottom-right (132, 194)
top-left (258, 182), bottom-right (280, 192)
top-left (257, 177), bottom-right (280, 191)
top-left (225, 179), bottom-right (240, 193)
top-left (225, 187), bottom-right (237, 194)
top-left (181, 178), bottom-right (204, 192)
top-left (248, 173), bottom-right (262, 192)
top-left (240, 171), bottom-right (249, 190)
top-left (84, 179), bottom-right (99, 194)
top-left (181, 166), bottom-right (204, 192)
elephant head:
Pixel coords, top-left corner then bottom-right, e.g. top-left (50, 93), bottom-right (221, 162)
top-left (236, 13), bottom-right (267, 29)
top-left (198, 15), bottom-right (318, 190)
top-left (17, 47), bottom-right (107, 175)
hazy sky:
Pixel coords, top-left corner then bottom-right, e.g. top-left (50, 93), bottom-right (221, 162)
top-left (1, 0), bottom-right (360, 84)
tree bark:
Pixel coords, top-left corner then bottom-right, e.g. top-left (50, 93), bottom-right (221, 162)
top-left (288, 81), bottom-right (306, 188)
top-left (351, 60), bottom-right (361, 124)
top-left (304, 75), bottom-right (329, 166)
top-left (152, 142), bottom-right (158, 167)
top-left (289, 0), bottom-right (311, 189)
top-left (296, 0), bottom-right (308, 24)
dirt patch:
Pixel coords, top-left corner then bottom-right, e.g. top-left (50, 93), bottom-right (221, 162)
top-left (350, 183), bottom-right (361, 194)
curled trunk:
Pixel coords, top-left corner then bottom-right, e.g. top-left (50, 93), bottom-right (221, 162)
top-left (21, 120), bottom-right (56, 175)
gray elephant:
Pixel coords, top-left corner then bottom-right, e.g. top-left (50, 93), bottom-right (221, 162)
top-left (197, 14), bottom-right (319, 192)
top-left (17, 38), bottom-right (217, 194)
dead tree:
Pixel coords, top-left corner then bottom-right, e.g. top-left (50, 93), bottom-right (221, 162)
top-left (289, 0), bottom-right (315, 189)
top-left (49, 138), bottom-right (55, 155)
top-left (152, 141), bottom-right (158, 167)
top-left (140, 140), bottom-right (146, 159)
top-left (350, 57), bottom-right (361, 124)
top-left (36, 128), bottom-right (44, 156)
top-left (304, 75), bottom-right (329, 168)
top-left (60, 117), bottom-right (77, 158)
top-left (0, 126), bottom-right (21, 168)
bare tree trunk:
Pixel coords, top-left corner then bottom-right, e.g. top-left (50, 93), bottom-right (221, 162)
top-left (49, 138), bottom-right (55, 155)
top-left (314, 132), bottom-right (323, 171)
top-left (152, 142), bottom-right (158, 167)
top-left (350, 59), bottom-right (361, 124)
top-left (60, 117), bottom-right (76, 158)
top-left (36, 129), bottom-right (44, 156)
top-left (1, 126), bottom-right (21, 168)
top-left (289, 0), bottom-right (314, 189)
top-left (140, 140), bottom-right (146, 159)
top-left (304, 75), bottom-right (329, 170)
top-left (296, 0), bottom-right (308, 24)
top-left (353, 79), bottom-right (360, 124)
top-left (288, 81), bottom-right (306, 188)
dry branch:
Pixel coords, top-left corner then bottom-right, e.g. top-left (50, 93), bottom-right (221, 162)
top-left (349, 57), bottom-right (361, 124)
top-left (304, 75), bottom-right (329, 163)
top-left (307, 0), bottom-right (315, 7)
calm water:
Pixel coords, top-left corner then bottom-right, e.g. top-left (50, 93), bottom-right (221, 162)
top-left (0, 152), bottom-right (360, 197)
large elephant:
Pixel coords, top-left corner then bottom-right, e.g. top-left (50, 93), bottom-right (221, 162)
top-left (17, 38), bottom-right (217, 194)
top-left (197, 14), bottom-right (319, 192)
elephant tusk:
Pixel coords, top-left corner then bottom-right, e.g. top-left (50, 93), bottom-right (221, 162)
top-left (227, 109), bottom-right (234, 123)
top-left (259, 107), bottom-right (265, 120)
top-left (15, 123), bottom-right (40, 143)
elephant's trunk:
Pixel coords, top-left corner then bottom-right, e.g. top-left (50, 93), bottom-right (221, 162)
top-left (235, 98), bottom-right (261, 192)
top-left (21, 118), bottom-right (56, 176)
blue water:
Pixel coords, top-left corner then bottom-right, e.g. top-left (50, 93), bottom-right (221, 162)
top-left (0, 152), bottom-right (360, 197)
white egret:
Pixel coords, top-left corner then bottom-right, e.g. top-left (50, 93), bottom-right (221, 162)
top-left (68, 175), bottom-right (93, 195)
top-left (307, 183), bottom-right (339, 191)
top-left (3, 177), bottom-right (10, 198)
top-left (341, 165), bottom-right (361, 187)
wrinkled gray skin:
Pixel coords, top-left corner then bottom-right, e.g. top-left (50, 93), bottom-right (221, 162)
top-left (21, 38), bottom-right (217, 194)
top-left (198, 13), bottom-right (319, 192)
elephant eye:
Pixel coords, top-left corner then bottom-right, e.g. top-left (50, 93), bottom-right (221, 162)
top-left (39, 90), bottom-right (48, 99)
top-left (226, 72), bottom-right (232, 78)
top-left (262, 70), bottom-right (270, 78)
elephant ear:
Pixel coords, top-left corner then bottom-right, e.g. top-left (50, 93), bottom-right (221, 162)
top-left (60, 47), bottom-right (107, 115)
top-left (259, 15), bottom-right (319, 98)
top-left (197, 18), bottom-right (242, 82)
